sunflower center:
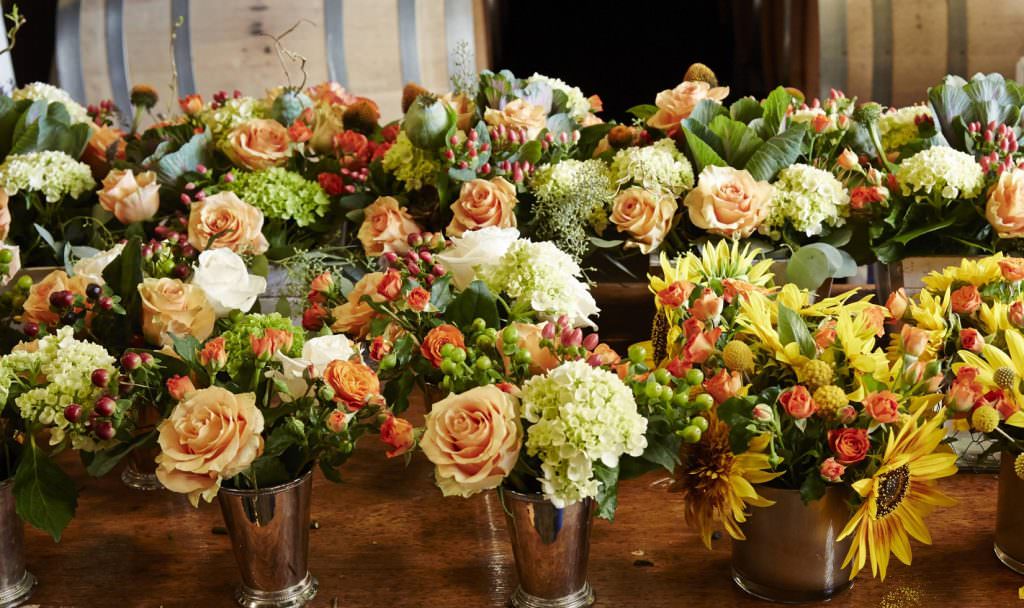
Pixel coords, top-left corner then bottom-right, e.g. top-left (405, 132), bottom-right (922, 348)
top-left (875, 463), bottom-right (910, 519)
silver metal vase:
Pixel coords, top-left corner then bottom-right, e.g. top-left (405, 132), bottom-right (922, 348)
top-left (217, 471), bottom-right (318, 608)
top-left (501, 489), bottom-right (595, 608)
top-left (0, 478), bottom-right (35, 607)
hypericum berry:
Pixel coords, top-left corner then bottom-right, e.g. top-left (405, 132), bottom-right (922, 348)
top-left (582, 333), bottom-right (600, 351)
top-left (121, 352), bottom-right (142, 371)
top-left (95, 396), bottom-right (116, 417)
top-left (85, 283), bottom-right (102, 300)
top-left (49, 290), bottom-right (73, 309)
top-left (98, 296), bottom-right (114, 311)
top-left (64, 404), bottom-right (83, 423)
top-left (94, 421), bottom-right (115, 441)
top-left (60, 311), bottom-right (79, 326)
top-left (22, 322), bottom-right (39, 338)
top-left (91, 368), bottom-right (110, 387)
top-left (139, 352), bottom-right (154, 365)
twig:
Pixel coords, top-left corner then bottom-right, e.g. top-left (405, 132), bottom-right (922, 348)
top-left (262, 20), bottom-right (313, 91)
top-left (0, 5), bottom-right (26, 57)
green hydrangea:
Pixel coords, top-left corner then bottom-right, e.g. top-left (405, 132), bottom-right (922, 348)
top-left (520, 360), bottom-right (647, 508)
top-left (201, 96), bottom-right (270, 142)
top-left (880, 105), bottom-right (931, 151)
top-left (0, 151), bottom-right (95, 202)
top-left (0, 327), bottom-right (117, 451)
top-left (529, 159), bottom-right (614, 261)
top-left (382, 132), bottom-right (439, 190)
top-left (763, 163), bottom-right (849, 237)
top-left (610, 138), bottom-right (694, 196)
top-left (224, 168), bottom-right (330, 226)
top-left (896, 146), bottom-right (985, 202)
top-left (221, 313), bottom-right (305, 376)
top-left (12, 82), bottom-right (91, 124)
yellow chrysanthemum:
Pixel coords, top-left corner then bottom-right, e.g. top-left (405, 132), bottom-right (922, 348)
top-left (979, 300), bottom-right (1011, 334)
top-left (921, 254), bottom-right (1003, 293)
top-left (672, 417), bottom-right (782, 549)
top-left (954, 329), bottom-right (1024, 428)
top-left (837, 407), bottom-right (958, 580)
top-left (835, 311), bottom-right (888, 375)
top-left (908, 289), bottom-right (950, 333)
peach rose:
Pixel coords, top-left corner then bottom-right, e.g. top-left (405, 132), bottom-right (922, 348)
top-left (81, 125), bottom-right (126, 179)
top-left (138, 278), bottom-right (216, 346)
top-left (446, 177), bottom-right (518, 237)
top-left (779, 385), bottom-right (817, 419)
top-left (0, 190), bottom-right (10, 241)
top-left (406, 286), bottom-right (430, 312)
top-left (820, 457), bottom-right (846, 482)
top-left (376, 269), bottom-right (403, 301)
top-left (1011, 301), bottom-right (1024, 327)
top-left (22, 270), bottom-right (89, 327)
top-left (959, 328), bottom-right (985, 353)
top-left (357, 196), bottom-right (421, 257)
top-left (155, 386), bottom-right (264, 506)
top-left (900, 324), bottom-right (930, 357)
top-left (307, 81), bottom-right (358, 106)
top-left (657, 281), bottom-right (694, 308)
top-left (683, 325), bottom-right (722, 366)
top-left (483, 99), bottom-right (548, 140)
top-left (948, 367), bottom-right (982, 413)
top-left (442, 92), bottom-right (476, 132)
top-left (689, 288), bottom-right (723, 322)
top-left (187, 191), bottom-right (269, 255)
top-left (380, 415), bottom-right (415, 458)
top-left (323, 359), bottom-right (381, 411)
top-left (330, 272), bottom-right (386, 339)
top-left (986, 168), bottom-right (1024, 238)
top-left (421, 324), bottom-right (466, 367)
top-left (611, 187), bottom-right (677, 254)
top-left (951, 285), bottom-right (981, 315)
top-left (179, 94), bottom-right (203, 115)
top-left (704, 369), bottom-right (743, 404)
top-left (1000, 258), bottom-right (1024, 282)
top-left (166, 375), bottom-right (197, 400)
top-left (419, 385), bottom-right (522, 497)
top-left (886, 287), bottom-right (909, 319)
top-left (862, 305), bottom-right (887, 337)
top-left (99, 169), bottom-right (160, 224)
top-left (863, 390), bottom-right (900, 424)
top-left (684, 166), bottom-right (773, 238)
top-left (828, 428), bottom-right (869, 465)
top-left (497, 322), bottom-right (560, 375)
top-left (224, 118), bottom-right (291, 170)
top-left (647, 81), bottom-right (729, 134)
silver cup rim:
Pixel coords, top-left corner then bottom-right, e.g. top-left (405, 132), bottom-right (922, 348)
top-left (219, 469), bottom-right (313, 497)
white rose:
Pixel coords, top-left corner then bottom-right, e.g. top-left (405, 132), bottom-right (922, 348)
top-left (273, 334), bottom-right (361, 400)
top-left (72, 243), bottom-right (125, 284)
top-left (190, 249), bottom-right (267, 317)
top-left (0, 244), bottom-right (19, 285)
top-left (436, 227), bottom-right (519, 290)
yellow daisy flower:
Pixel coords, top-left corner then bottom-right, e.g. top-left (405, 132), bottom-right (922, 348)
top-left (921, 254), bottom-right (1003, 293)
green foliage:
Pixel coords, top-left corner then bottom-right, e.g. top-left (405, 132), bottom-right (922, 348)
top-left (14, 437), bottom-right (77, 541)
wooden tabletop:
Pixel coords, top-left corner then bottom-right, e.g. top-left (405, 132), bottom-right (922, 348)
top-left (20, 440), bottom-right (1020, 608)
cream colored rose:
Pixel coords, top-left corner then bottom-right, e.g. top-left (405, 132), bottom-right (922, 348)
top-left (684, 165), bottom-right (773, 238)
top-left (484, 99), bottom-right (548, 140)
top-left (187, 191), bottom-right (269, 255)
top-left (73, 243), bottom-right (125, 284)
top-left (224, 118), bottom-right (291, 170)
top-left (611, 187), bottom-right (677, 253)
top-left (987, 168), bottom-right (1024, 238)
top-left (155, 387), bottom-right (264, 506)
top-left (446, 177), bottom-right (518, 237)
top-left (99, 169), bottom-right (160, 224)
top-left (420, 385), bottom-right (522, 497)
top-left (0, 189), bottom-right (9, 240)
top-left (309, 103), bottom-right (346, 154)
top-left (357, 196), bottom-right (420, 257)
top-left (442, 92), bottom-right (476, 132)
top-left (648, 81), bottom-right (730, 133)
top-left (138, 277), bottom-right (216, 346)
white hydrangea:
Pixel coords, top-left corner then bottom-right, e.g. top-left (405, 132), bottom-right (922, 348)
top-left (526, 73), bottom-right (590, 121)
top-left (763, 163), bottom-right (849, 237)
top-left (609, 138), bottom-right (694, 196)
top-left (0, 327), bottom-right (117, 451)
top-left (896, 146), bottom-right (984, 202)
top-left (880, 105), bottom-right (932, 151)
top-left (482, 239), bottom-right (599, 328)
top-left (520, 360), bottom-right (647, 508)
top-left (201, 95), bottom-right (269, 141)
top-left (0, 151), bottom-right (96, 202)
top-left (11, 82), bottom-right (91, 124)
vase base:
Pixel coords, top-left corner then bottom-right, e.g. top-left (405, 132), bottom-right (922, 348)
top-left (235, 572), bottom-right (318, 608)
top-left (0, 570), bottom-right (35, 608)
top-left (121, 467), bottom-right (163, 491)
top-left (995, 543), bottom-right (1024, 574)
top-left (731, 568), bottom-right (852, 604)
top-left (510, 582), bottom-right (594, 608)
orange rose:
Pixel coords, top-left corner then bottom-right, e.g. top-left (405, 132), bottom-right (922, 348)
top-left (138, 278), bottom-right (216, 346)
top-left (99, 169), bottom-right (160, 224)
top-left (951, 285), bottom-right (982, 314)
top-left (1000, 258), bottom-right (1024, 282)
top-left (828, 428), bottom-right (869, 465)
top-left (1011, 301), bottom-right (1024, 328)
top-left (689, 288), bottom-right (723, 322)
top-left (323, 359), bottom-right (381, 411)
top-left (166, 374), bottom-right (197, 400)
top-left (376, 269), bottom-right (403, 301)
top-left (960, 328), bottom-right (985, 353)
top-left (420, 324), bottom-right (466, 367)
top-left (497, 322), bottom-right (560, 375)
top-left (224, 118), bottom-right (291, 170)
top-left (986, 167), bottom-right (1024, 238)
top-left (187, 191), bottom-right (269, 255)
top-left (310, 272), bottom-right (334, 293)
top-left (779, 385), bottom-right (817, 419)
top-left (647, 81), bottom-right (729, 134)
top-left (900, 324), bottom-right (930, 357)
top-left (307, 81), bottom-right (358, 106)
top-left (862, 305), bottom-right (887, 337)
top-left (658, 281), bottom-right (694, 308)
top-left (704, 369), bottom-right (742, 405)
top-left (683, 326), bottom-right (722, 366)
top-left (685, 166), bottom-right (773, 238)
top-left (179, 94), bottom-right (203, 115)
top-left (589, 343), bottom-right (621, 367)
top-left (407, 286), bottom-right (431, 312)
top-left (863, 390), bottom-right (900, 423)
top-left (814, 320), bottom-right (837, 351)
top-left (380, 415), bottom-right (415, 458)
top-left (22, 270), bottom-right (89, 327)
top-left (948, 367), bottom-right (982, 413)
top-left (81, 125), bottom-right (126, 179)
top-left (886, 287), bottom-right (909, 319)
top-left (330, 272), bottom-right (386, 339)
top-left (357, 196), bottom-right (421, 257)
top-left (611, 187), bottom-right (677, 254)
top-left (200, 336), bottom-right (228, 370)
top-left (483, 99), bottom-right (547, 140)
top-left (446, 177), bottom-right (518, 237)
top-left (250, 327), bottom-right (295, 358)
top-left (442, 92), bottom-right (476, 132)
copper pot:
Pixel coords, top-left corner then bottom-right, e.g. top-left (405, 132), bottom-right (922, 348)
top-left (731, 485), bottom-right (854, 603)
top-left (995, 451), bottom-right (1024, 573)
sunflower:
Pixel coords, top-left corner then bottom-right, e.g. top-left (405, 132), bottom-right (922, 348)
top-left (837, 407), bottom-right (958, 580)
top-left (672, 416), bottom-right (781, 549)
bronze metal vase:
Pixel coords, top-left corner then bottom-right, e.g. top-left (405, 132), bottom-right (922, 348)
top-left (0, 478), bottom-right (35, 607)
top-left (218, 471), bottom-right (318, 608)
top-left (501, 489), bottom-right (595, 608)
top-left (995, 451), bottom-right (1024, 573)
top-left (731, 485), bottom-right (854, 603)
top-left (121, 403), bottom-right (163, 491)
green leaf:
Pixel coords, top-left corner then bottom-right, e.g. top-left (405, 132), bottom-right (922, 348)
top-left (778, 304), bottom-right (816, 358)
top-left (639, 438), bottom-right (680, 473)
top-left (708, 115), bottom-right (763, 168)
top-left (786, 243), bottom-right (855, 290)
top-left (429, 273), bottom-right (453, 311)
top-left (681, 124), bottom-right (726, 174)
top-left (247, 456), bottom-right (294, 487)
top-left (155, 131), bottom-right (212, 185)
top-left (14, 439), bottom-right (77, 541)
top-left (799, 471), bottom-right (826, 504)
top-left (593, 463), bottom-right (620, 521)
top-left (264, 423), bottom-right (302, 458)
top-left (759, 86), bottom-right (794, 139)
top-left (444, 280), bottom-right (499, 328)
top-left (730, 97), bottom-right (763, 123)
top-left (744, 123), bottom-right (807, 181)
top-left (589, 236), bottom-right (625, 249)
top-left (170, 334), bottom-right (202, 370)
top-left (517, 140), bottom-right (543, 165)
top-left (688, 99), bottom-right (726, 126)
top-left (625, 104), bottom-right (657, 120)
top-left (83, 430), bottom-right (155, 477)
top-left (274, 296), bottom-right (292, 317)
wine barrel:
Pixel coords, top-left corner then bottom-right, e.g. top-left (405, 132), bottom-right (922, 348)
top-left (818, 0), bottom-right (1024, 107)
top-left (55, 0), bottom-right (492, 122)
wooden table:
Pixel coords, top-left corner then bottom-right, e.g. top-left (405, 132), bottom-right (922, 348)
top-left (22, 447), bottom-right (1022, 608)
